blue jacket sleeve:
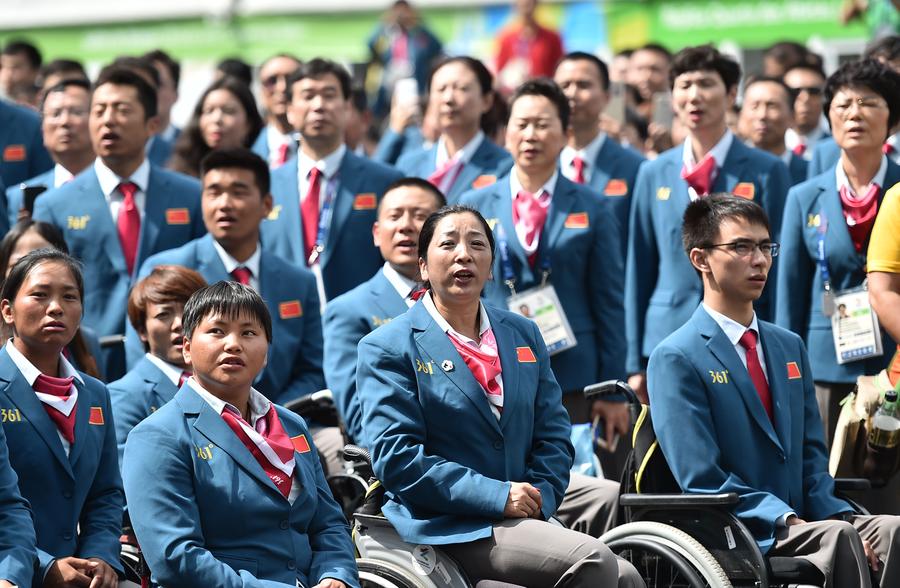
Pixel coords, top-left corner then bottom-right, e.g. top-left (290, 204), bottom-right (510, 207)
top-left (590, 199), bottom-right (627, 380)
top-left (109, 378), bottom-right (148, 470)
top-left (624, 168), bottom-right (659, 374)
top-left (774, 187), bottom-right (814, 338)
top-left (358, 336), bottom-right (511, 518)
top-left (277, 283), bottom-right (326, 405)
top-left (0, 425), bottom-right (36, 588)
top-left (322, 297), bottom-right (368, 445)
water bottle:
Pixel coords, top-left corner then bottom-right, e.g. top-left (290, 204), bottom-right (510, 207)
top-left (863, 388), bottom-right (900, 486)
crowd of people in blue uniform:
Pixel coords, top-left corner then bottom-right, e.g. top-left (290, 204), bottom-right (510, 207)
top-left (1, 17), bottom-right (900, 588)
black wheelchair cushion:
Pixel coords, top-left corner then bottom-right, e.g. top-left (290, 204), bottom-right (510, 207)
top-left (766, 556), bottom-right (825, 583)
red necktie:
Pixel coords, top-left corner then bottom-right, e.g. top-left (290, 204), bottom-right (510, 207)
top-left (427, 158), bottom-right (463, 193)
top-left (884, 143), bottom-right (896, 156)
top-left (572, 156), bottom-right (586, 184)
top-left (34, 374), bottom-right (77, 445)
top-left (512, 190), bottom-right (550, 266)
top-left (792, 143), bottom-right (807, 157)
top-left (738, 329), bottom-right (773, 422)
top-left (117, 181), bottom-right (141, 274)
top-left (447, 329), bottom-right (503, 413)
top-left (275, 143), bottom-right (290, 166)
top-left (221, 405), bottom-right (296, 499)
top-left (179, 371), bottom-right (191, 387)
top-left (838, 183), bottom-right (880, 253)
top-left (409, 286), bottom-right (427, 301)
top-left (681, 154), bottom-right (716, 197)
top-left (301, 168), bottom-right (322, 264)
top-left (230, 267), bottom-right (252, 286)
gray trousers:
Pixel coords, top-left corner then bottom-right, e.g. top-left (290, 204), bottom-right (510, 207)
top-left (310, 425), bottom-right (344, 476)
top-left (768, 514), bottom-right (900, 587)
top-left (442, 474), bottom-right (642, 587)
top-left (814, 381), bottom-right (854, 448)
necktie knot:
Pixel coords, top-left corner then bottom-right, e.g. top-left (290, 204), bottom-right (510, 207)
top-left (681, 153), bottom-right (717, 196)
top-left (572, 156), bottom-right (586, 184)
top-left (34, 374), bottom-right (76, 397)
top-left (118, 181), bottom-right (138, 206)
top-left (116, 181), bottom-right (141, 274)
top-left (883, 142), bottom-right (895, 156)
top-left (275, 143), bottom-right (291, 166)
top-left (179, 371), bottom-right (192, 387)
top-left (231, 266), bottom-right (252, 286)
top-left (739, 329), bottom-right (758, 352)
top-left (792, 143), bottom-right (807, 157)
top-left (308, 167), bottom-right (323, 184)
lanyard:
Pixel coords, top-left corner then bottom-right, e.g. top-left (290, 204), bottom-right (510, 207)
top-left (495, 223), bottom-right (551, 297)
top-left (307, 174), bottom-right (339, 266)
top-left (816, 214), bottom-right (832, 294)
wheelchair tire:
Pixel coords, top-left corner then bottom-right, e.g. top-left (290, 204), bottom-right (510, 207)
top-left (357, 558), bottom-right (428, 588)
top-left (601, 521), bottom-right (732, 588)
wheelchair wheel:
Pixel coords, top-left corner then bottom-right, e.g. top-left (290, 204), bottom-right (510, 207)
top-left (357, 558), bottom-right (427, 588)
top-left (602, 521), bottom-right (732, 588)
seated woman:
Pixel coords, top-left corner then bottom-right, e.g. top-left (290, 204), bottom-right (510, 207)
top-left (0, 248), bottom-right (122, 587)
top-left (356, 205), bottom-right (642, 587)
top-left (0, 220), bottom-right (104, 379)
top-left (109, 265), bottom-right (207, 464)
top-left (122, 281), bottom-right (358, 588)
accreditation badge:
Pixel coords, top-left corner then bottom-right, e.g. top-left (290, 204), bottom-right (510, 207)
top-left (507, 284), bottom-right (577, 356)
top-left (831, 286), bottom-right (884, 364)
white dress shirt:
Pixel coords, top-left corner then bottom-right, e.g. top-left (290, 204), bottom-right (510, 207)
top-left (382, 262), bottom-right (419, 308)
top-left (52, 163), bottom-right (75, 188)
top-left (434, 130), bottom-right (485, 169)
top-left (702, 303), bottom-right (768, 381)
top-left (145, 353), bottom-right (184, 386)
top-left (560, 132), bottom-right (607, 184)
top-left (266, 126), bottom-right (295, 168)
top-left (212, 240), bottom-right (262, 291)
top-left (297, 144), bottom-right (346, 211)
top-left (94, 157), bottom-right (150, 224)
top-left (682, 130), bottom-right (734, 201)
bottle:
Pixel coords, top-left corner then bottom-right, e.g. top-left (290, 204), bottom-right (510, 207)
top-left (868, 390), bottom-right (900, 449)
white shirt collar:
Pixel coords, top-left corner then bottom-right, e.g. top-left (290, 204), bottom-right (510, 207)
top-left (509, 166), bottom-right (559, 201)
top-left (435, 131), bottom-right (485, 168)
top-left (144, 353), bottom-right (184, 386)
top-left (266, 125), bottom-right (293, 154)
top-left (5, 339), bottom-right (84, 386)
top-left (702, 303), bottom-right (760, 347)
top-left (53, 163), bottom-right (74, 188)
top-left (422, 290), bottom-right (491, 343)
top-left (382, 262), bottom-right (419, 307)
top-left (560, 132), bottom-right (607, 182)
top-left (682, 129), bottom-right (733, 170)
top-left (212, 240), bottom-right (262, 284)
top-left (887, 132), bottom-right (899, 150)
top-left (94, 157), bottom-right (150, 198)
top-left (187, 377), bottom-right (272, 428)
top-left (835, 155), bottom-right (889, 197)
top-left (298, 143), bottom-right (346, 182)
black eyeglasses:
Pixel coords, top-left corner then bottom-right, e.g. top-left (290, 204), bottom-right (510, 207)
top-left (705, 240), bottom-right (780, 258)
top-left (789, 86), bottom-right (823, 98)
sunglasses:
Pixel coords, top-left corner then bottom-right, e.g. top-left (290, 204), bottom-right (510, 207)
top-left (261, 73), bottom-right (291, 90)
top-left (789, 86), bottom-right (823, 98)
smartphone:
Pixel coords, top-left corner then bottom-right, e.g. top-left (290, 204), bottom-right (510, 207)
top-left (606, 82), bottom-right (626, 125)
top-left (394, 77), bottom-right (420, 111)
top-left (22, 184), bottom-right (47, 215)
top-left (652, 92), bottom-right (674, 130)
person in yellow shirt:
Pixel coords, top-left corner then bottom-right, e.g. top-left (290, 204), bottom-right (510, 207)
top-left (868, 182), bottom-right (900, 373)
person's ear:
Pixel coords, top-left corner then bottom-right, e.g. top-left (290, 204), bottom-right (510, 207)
top-left (0, 299), bottom-right (13, 327)
top-left (138, 325), bottom-right (149, 344)
top-left (182, 336), bottom-right (192, 367)
top-left (372, 221), bottom-right (381, 248)
top-left (689, 247), bottom-right (710, 274)
top-left (419, 257), bottom-right (429, 283)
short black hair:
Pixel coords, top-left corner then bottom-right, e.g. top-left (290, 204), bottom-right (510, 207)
top-left (559, 51), bottom-right (610, 91)
top-left (110, 56), bottom-right (161, 89)
top-left (39, 59), bottom-right (87, 86)
top-left (143, 49), bottom-right (181, 89)
top-left (94, 65), bottom-right (158, 119)
top-left (200, 148), bottom-right (271, 197)
top-left (182, 281), bottom-right (273, 343)
top-left (289, 58), bottom-right (352, 100)
top-left (418, 205), bottom-right (495, 290)
top-left (823, 58), bottom-right (900, 138)
top-left (864, 35), bottom-right (900, 64)
top-left (379, 177), bottom-right (447, 216)
top-left (670, 45), bottom-right (741, 92)
top-left (216, 57), bottom-right (254, 87)
top-left (39, 78), bottom-right (92, 115)
top-left (682, 193), bottom-right (771, 256)
top-left (509, 77), bottom-right (570, 130)
top-left (0, 248), bottom-right (84, 309)
top-left (615, 48), bottom-right (635, 59)
top-left (428, 56), bottom-right (494, 97)
top-left (636, 43), bottom-right (672, 62)
top-left (2, 40), bottom-right (41, 69)
top-left (742, 75), bottom-right (794, 112)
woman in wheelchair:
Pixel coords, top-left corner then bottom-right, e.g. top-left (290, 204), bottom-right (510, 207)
top-left (122, 282), bottom-right (359, 588)
top-left (356, 205), bottom-right (644, 587)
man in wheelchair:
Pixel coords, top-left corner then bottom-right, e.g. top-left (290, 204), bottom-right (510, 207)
top-left (647, 194), bottom-right (900, 586)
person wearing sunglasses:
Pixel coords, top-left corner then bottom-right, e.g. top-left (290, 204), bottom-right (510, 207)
top-left (783, 63), bottom-right (829, 162)
top-left (251, 53), bottom-right (301, 169)
top-left (776, 58), bottom-right (900, 446)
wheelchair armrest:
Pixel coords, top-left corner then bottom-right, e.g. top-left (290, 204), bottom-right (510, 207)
top-left (619, 492), bottom-right (739, 508)
top-left (834, 478), bottom-right (871, 492)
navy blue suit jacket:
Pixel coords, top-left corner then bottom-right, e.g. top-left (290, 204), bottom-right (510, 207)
top-left (358, 301), bottom-right (573, 544)
top-left (460, 171), bottom-right (626, 391)
top-left (323, 267), bottom-right (409, 444)
top-left (0, 422), bottom-right (36, 587)
top-left (0, 100), bottom-right (52, 188)
top-left (396, 138), bottom-right (513, 203)
top-left (136, 235), bottom-right (325, 405)
top-left (775, 161), bottom-right (900, 382)
top-left (0, 347), bottom-right (124, 582)
top-left (787, 152), bottom-right (809, 186)
top-left (147, 135), bottom-right (174, 167)
top-left (624, 140), bottom-right (791, 373)
top-left (648, 306), bottom-right (851, 552)
top-left (261, 150), bottom-right (403, 300)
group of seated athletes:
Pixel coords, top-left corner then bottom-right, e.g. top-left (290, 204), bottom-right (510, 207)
top-left (2, 45), bottom-right (900, 588)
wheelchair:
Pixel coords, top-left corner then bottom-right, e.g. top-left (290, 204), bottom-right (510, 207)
top-left (591, 379), bottom-right (872, 588)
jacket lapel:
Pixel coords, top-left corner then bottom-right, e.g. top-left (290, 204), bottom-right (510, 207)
top-left (137, 167), bottom-right (165, 268)
top-left (196, 235), bottom-right (232, 283)
top-left (758, 324), bottom-right (793, 453)
top-left (815, 173), bottom-right (860, 272)
top-left (452, 141), bottom-right (493, 197)
top-left (67, 379), bottom-right (92, 468)
top-left (82, 171), bottom-right (128, 275)
top-left (492, 311), bottom-right (520, 430)
top-left (589, 139), bottom-right (615, 193)
top-left (535, 174), bottom-right (577, 269)
top-left (321, 152), bottom-right (359, 268)
top-left (714, 140), bottom-right (750, 194)
top-left (272, 158), bottom-right (303, 263)
top-left (370, 269), bottom-right (410, 318)
top-left (494, 176), bottom-right (536, 286)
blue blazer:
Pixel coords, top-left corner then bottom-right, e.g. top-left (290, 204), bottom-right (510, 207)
top-left (807, 137), bottom-right (840, 180)
top-left (32, 166), bottom-right (204, 369)
top-left (647, 306), bottom-right (852, 553)
top-left (460, 172), bottom-right (626, 391)
top-left (0, 347), bottom-right (124, 582)
top-left (0, 100), bottom-right (53, 189)
top-left (0, 422), bottom-right (36, 588)
top-left (251, 127), bottom-right (297, 170)
top-left (582, 138), bottom-right (645, 255)
top-left (323, 267), bottom-right (409, 445)
top-left (135, 234), bottom-right (325, 405)
top-left (123, 385), bottom-right (359, 588)
top-left (775, 161), bottom-right (900, 383)
top-left (147, 135), bottom-right (174, 167)
top-left (372, 127), bottom-right (425, 166)
top-left (261, 150), bottom-right (403, 300)
top-left (787, 152), bottom-right (809, 187)
top-left (357, 301), bottom-right (574, 545)
top-left (4, 168), bottom-right (54, 232)
top-left (108, 355), bottom-right (179, 466)
top-left (396, 139), bottom-right (513, 203)
top-left (624, 140), bottom-right (791, 373)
